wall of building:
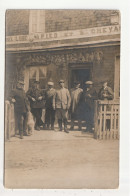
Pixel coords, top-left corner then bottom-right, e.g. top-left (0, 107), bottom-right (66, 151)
top-left (6, 10), bottom-right (29, 36)
top-left (45, 10), bottom-right (114, 33)
top-left (6, 10), bottom-right (118, 36)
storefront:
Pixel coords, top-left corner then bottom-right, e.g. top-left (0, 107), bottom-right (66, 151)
top-left (5, 10), bottom-right (120, 140)
top-left (6, 25), bottom-right (120, 99)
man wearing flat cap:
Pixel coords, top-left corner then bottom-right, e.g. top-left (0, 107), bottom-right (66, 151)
top-left (70, 81), bottom-right (83, 130)
top-left (45, 81), bottom-right (56, 130)
top-left (10, 80), bottom-right (30, 139)
top-left (53, 80), bottom-right (71, 133)
top-left (82, 81), bottom-right (97, 132)
top-left (27, 80), bottom-right (45, 131)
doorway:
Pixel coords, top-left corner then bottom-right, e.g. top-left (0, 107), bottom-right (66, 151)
top-left (70, 69), bottom-right (91, 89)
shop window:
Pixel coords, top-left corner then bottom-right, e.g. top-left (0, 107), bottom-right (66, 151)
top-left (24, 66), bottom-right (47, 91)
top-left (29, 10), bottom-right (45, 34)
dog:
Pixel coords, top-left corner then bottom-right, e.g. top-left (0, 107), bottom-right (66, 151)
top-left (26, 111), bottom-right (35, 135)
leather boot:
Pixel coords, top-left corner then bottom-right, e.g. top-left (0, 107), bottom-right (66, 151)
top-left (58, 119), bottom-right (62, 131)
top-left (20, 131), bottom-right (23, 139)
top-left (51, 123), bottom-right (55, 130)
top-left (63, 119), bottom-right (69, 133)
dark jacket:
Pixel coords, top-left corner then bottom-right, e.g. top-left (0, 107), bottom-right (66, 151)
top-left (26, 87), bottom-right (45, 109)
top-left (98, 86), bottom-right (114, 100)
top-left (83, 87), bottom-right (98, 109)
top-left (45, 88), bottom-right (56, 109)
top-left (77, 87), bottom-right (97, 120)
top-left (10, 88), bottom-right (29, 113)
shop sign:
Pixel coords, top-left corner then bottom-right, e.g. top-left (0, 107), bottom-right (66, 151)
top-left (6, 25), bottom-right (120, 44)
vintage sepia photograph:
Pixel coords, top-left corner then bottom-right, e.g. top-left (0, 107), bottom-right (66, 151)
top-left (4, 10), bottom-right (120, 189)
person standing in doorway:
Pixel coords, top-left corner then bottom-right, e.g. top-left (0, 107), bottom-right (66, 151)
top-left (45, 81), bottom-right (56, 130)
top-left (70, 81), bottom-right (83, 130)
top-left (27, 80), bottom-right (45, 131)
top-left (53, 80), bottom-right (71, 133)
top-left (10, 80), bottom-right (30, 139)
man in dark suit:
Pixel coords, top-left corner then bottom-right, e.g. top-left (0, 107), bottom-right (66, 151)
top-left (10, 80), bottom-right (29, 139)
top-left (82, 81), bottom-right (97, 132)
top-left (27, 81), bottom-right (45, 131)
top-left (98, 81), bottom-right (114, 100)
top-left (53, 80), bottom-right (71, 133)
top-left (45, 81), bottom-right (56, 130)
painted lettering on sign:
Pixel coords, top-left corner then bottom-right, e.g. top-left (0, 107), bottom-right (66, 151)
top-left (6, 25), bottom-right (120, 44)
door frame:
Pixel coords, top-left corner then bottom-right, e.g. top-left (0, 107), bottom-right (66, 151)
top-left (68, 63), bottom-right (93, 89)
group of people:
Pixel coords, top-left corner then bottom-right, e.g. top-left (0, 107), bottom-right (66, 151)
top-left (10, 79), bottom-right (114, 139)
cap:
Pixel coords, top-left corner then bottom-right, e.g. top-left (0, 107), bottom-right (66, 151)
top-left (18, 80), bottom-right (25, 85)
top-left (85, 81), bottom-right (93, 85)
top-left (59, 80), bottom-right (64, 83)
top-left (48, 81), bottom-right (54, 86)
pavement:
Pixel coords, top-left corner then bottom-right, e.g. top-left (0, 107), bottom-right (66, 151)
top-left (4, 128), bottom-right (119, 189)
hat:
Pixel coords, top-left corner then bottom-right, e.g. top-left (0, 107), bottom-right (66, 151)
top-left (59, 80), bottom-right (64, 83)
top-left (34, 80), bottom-right (40, 84)
top-left (48, 81), bottom-right (54, 86)
top-left (18, 80), bottom-right (25, 85)
top-left (85, 81), bottom-right (93, 85)
top-left (74, 81), bottom-right (80, 85)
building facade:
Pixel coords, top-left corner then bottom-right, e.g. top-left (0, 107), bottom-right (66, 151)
top-left (5, 10), bottom-right (120, 99)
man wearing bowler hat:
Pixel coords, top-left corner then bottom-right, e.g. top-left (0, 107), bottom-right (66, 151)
top-left (82, 81), bottom-right (97, 132)
top-left (45, 81), bottom-right (56, 130)
top-left (10, 80), bottom-right (30, 139)
top-left (27, 80), bottom-right (45, 131)
top-left (53, 80), bottom-right (71, 133)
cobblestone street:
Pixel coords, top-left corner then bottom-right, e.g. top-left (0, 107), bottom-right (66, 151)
top-left (5, 129), bottom-right (119, 189)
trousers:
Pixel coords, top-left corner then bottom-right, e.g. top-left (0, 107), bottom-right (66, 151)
top-left (15, 112), bottom-right (27, 136)
top-left (45, 108), bottom-right (55, 127)
top-left (85, 106), bottom-right (94, 130)
top-left (31, 108), bottom-right (44, 127)
top-left (56, 108), bottom-right (68, 120)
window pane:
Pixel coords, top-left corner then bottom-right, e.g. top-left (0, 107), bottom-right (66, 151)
top-left (29, 68), bottom-right (36, 79)
top-left (39, 67), bottom-right (47, 77)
